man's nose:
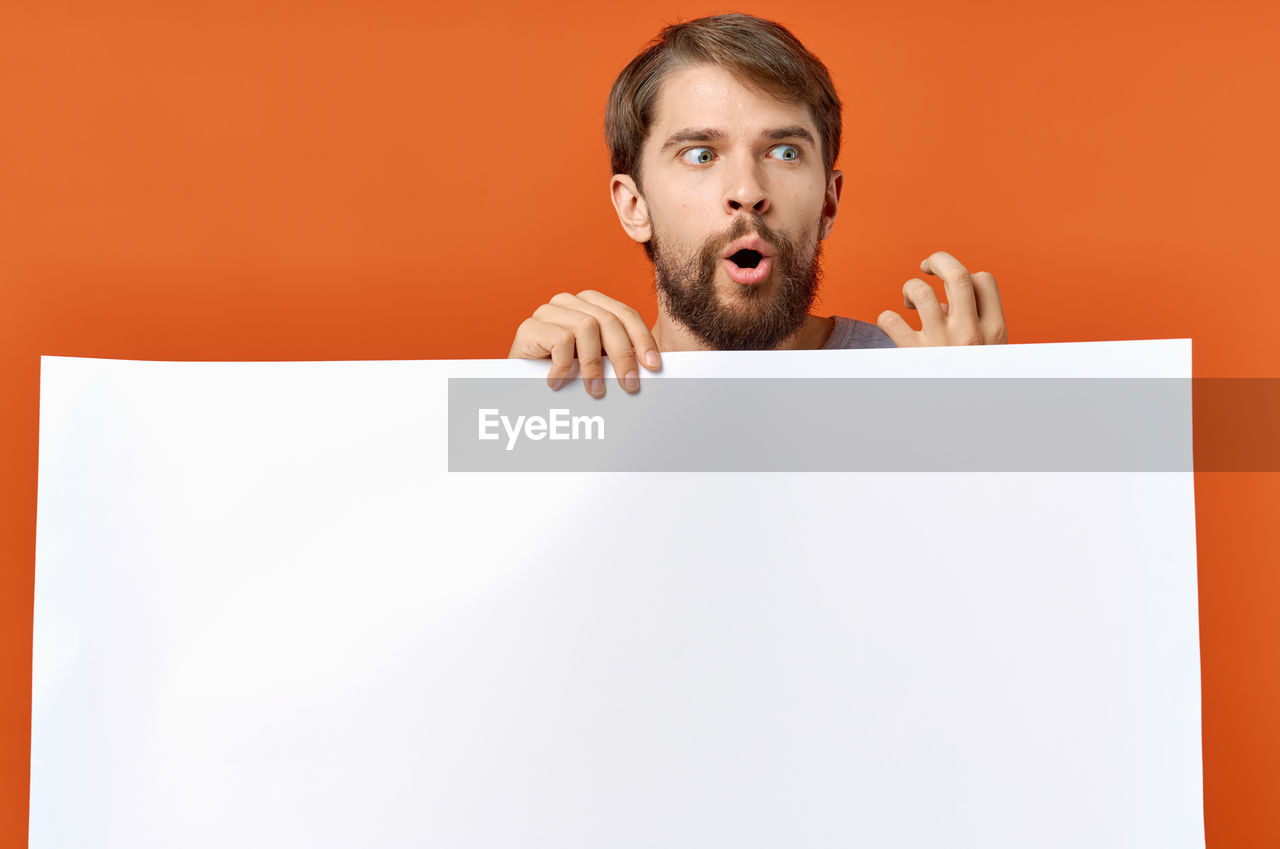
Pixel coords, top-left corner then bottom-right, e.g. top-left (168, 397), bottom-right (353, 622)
top-left (724, 161), bottom-right (770, 215)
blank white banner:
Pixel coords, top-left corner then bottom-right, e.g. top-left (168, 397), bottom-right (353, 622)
top-left (32, 340), bottom-right (1203, 848)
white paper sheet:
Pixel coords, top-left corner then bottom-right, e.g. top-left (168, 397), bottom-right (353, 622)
top-left (32, 341), bottom-right (1203, 848)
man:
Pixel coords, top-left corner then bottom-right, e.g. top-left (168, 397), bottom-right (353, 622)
top-left (509, 13), bottom-right (1007, 396)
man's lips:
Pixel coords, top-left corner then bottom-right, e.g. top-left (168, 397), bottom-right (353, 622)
top-left (722, 256), bottom-right (773, 285)
top-left (721, 233), bottom-right (777, 286)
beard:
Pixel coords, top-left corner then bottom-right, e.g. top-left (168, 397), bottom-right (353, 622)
top-left (649, 213), bottom-right (823, 351)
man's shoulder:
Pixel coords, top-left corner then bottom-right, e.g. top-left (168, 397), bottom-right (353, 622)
top-left (822, 315), bottom-right (896, 349)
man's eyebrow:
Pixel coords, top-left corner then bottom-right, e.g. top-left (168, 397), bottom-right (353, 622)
top-left (659, 128), bottom-right (727, 152)
top-left (658, 125), bottom-right (817, 152)
top-left (763, 125), bottom-right (817, 145)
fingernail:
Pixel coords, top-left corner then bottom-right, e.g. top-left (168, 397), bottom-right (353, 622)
top-left (549, 377), bottom-right (565, 391)
top-left (644, 350), bottom-right (661, 368)
top-left (623, 370), bottom-right (639, 392)
top-left (588, 378), bottom-right (604, 396)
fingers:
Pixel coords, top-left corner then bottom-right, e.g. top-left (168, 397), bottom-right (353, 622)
top-left (903, 278), bottom-right (947, 342)
top-left (921, 250), bottom-right (981, 344)
top-left (905, 251), bottom-right (1008, 346)
top-left (547, 294), bottom-right (636, 394)
top-left (533, 303), bottom-right (606, 395)
top-left (971, 271), bottom-right (1008, 344)
top-left (509, 318), bottom-right (578, 389)
top-left (876, 309), bottom-right (919, 347)
top-left (575, 290), bottom-right (662, 371)
top-left (508, 290), bottom-right (660, 396)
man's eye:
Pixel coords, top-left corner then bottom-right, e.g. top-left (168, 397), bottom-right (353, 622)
top-left (681, 147), bottom-right (715, 165)
top-left (769, 144), bottom-right (800, 162)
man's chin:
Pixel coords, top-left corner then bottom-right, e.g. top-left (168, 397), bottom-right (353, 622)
top-left (701, 291), bottom-right (807, 349)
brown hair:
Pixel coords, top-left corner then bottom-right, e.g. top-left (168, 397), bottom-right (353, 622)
top-left (605, 13), bottom-right (842, 187)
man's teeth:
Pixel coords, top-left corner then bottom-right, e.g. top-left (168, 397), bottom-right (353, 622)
top-left (730, 249), bottom-right (763, 268)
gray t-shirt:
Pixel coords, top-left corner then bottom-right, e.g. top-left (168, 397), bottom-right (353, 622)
top-left (822, 315), bottom-right (896, 349)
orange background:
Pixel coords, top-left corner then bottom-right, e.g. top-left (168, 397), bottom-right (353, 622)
top-left (3, 0), bottom-right (1278, 844)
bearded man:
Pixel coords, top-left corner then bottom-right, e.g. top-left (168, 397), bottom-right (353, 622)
top-left (509, 13), bottom-right (1008, 396)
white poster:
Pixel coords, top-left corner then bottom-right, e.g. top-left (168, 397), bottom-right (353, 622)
top-left (32, 341), bottom-right (1203, 848)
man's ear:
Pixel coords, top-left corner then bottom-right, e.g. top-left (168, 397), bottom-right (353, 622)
top-left (610, 174), bottom-right (652, 244)
top-left (818, 169), bottom-right (844, 240)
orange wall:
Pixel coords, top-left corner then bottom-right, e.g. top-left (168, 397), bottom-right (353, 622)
top-left (3, 1), bottom-right (1278, 845)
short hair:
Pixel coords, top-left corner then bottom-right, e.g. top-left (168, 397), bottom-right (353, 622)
top-left (605, 13), bottom-right (842, 187)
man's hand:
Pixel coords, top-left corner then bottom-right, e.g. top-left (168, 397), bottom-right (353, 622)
top-left (508, 290), bottom-right (662, 397)
top-left (877, 251), bottom-right (1008, 347)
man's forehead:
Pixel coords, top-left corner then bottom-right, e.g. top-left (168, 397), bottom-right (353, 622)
top-left (647, 63), bottom-right (819, 141)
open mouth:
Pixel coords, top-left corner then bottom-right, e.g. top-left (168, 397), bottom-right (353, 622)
top-left (723, 247), bottom-right (773, 286)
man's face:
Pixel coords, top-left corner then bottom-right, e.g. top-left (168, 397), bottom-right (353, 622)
top-left (631, 63), bottom-right (840, 349)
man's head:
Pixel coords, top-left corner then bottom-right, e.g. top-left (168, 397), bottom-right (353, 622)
top-left (605, 14), bottom-right (846, 350)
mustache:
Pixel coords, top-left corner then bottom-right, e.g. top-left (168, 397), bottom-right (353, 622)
top-left (698, 214), bottom-right (794, 259)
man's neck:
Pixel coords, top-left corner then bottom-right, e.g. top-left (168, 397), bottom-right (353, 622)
top-left (652, 311), bottom-right (835, 352)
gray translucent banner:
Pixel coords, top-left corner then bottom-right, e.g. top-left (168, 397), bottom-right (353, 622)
top-left (445, 377), bottom-right (1246, 471)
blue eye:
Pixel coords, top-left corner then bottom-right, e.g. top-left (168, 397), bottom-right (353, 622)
top-left (681, 147), bottom-right (715, 165)
top-left (770, 144), bottom-right (800, 162)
